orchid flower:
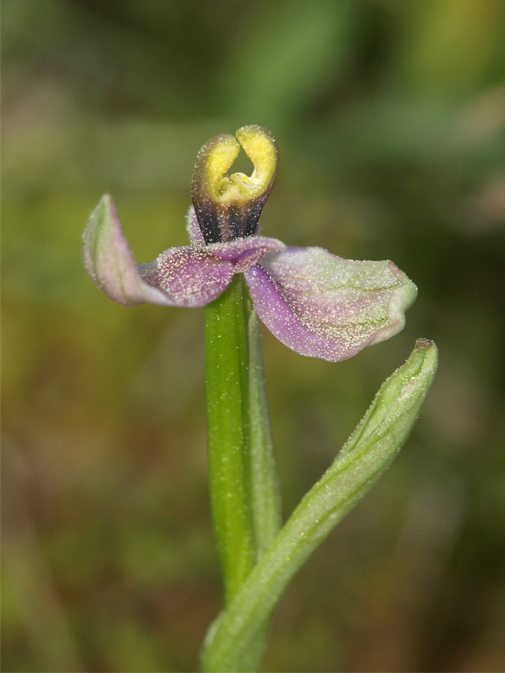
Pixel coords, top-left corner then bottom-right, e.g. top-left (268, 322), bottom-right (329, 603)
top-left (83, 125), bottom-right (416, 361)
top-left (82, 126), bottom-right (436, 673)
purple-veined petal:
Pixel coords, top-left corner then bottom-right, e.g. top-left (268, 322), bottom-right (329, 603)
top-left (83, 194), bottom-right (175, 306)
top-left (186, 206), bottom-right (206, 246)
top-left (208, 236), bottom-right (285, 272)
top-left (245, 247), bottom-right (417, 361)
top-left (138, 247), bottom-right (234, 308)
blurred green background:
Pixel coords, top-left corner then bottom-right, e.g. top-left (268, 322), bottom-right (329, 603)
top-left (2, 0), bottom-right (505, 671)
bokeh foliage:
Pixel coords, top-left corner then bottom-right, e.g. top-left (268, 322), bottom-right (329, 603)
top-left (2, 0), bottom-right (505, 671)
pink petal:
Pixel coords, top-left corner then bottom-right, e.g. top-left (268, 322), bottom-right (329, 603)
top-left (186, 206), bottom-right (206, 246)
top-left (207, 236), bottom-right (285, 272)
top-left (139, 247), bottom-right (234, 307)
top-left (245, 247), bottom-right (417, 361)
top-left (83, 194), bottom-right (175, 306)
top-left (83, 194), bottom-right (234, 307)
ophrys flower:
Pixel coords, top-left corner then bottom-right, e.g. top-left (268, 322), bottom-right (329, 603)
top-left (83, 125), bottom-right (416, 361)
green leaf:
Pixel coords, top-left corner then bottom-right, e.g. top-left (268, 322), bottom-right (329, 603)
top-left (201, 339), bottom-right (438, 672)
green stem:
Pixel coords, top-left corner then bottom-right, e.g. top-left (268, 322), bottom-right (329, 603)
top-left (205, 275), bottom-right (255, 604)
top-left (204, 275), bottom-right (283, 668)
top-left (247, 309), bottom-right (282, 558)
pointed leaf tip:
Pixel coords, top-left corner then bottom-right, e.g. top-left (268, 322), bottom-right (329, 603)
top-left (415, 337), bottom-right (434, 351)
top-left (341, 338), bottom-right (438, 456)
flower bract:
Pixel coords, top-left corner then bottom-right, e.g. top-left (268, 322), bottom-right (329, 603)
top-left (83, 125), bottom-right (417, 361)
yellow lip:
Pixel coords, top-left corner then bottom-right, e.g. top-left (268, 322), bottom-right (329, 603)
top-left (201, 125), bottom-right (278, 204)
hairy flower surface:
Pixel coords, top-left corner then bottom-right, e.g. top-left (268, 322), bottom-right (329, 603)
top-left (83, 125), bottom-right (417, 361)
